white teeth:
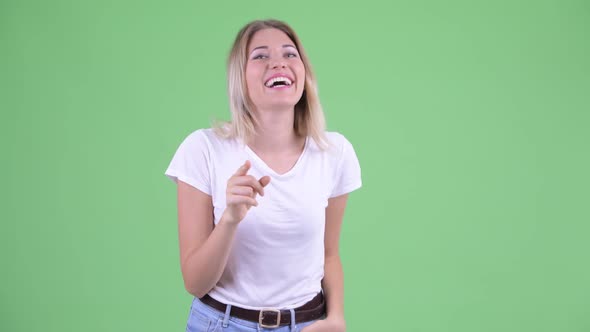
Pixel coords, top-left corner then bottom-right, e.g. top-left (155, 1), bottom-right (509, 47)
top-left (264, 76), bottom-right (293, 87)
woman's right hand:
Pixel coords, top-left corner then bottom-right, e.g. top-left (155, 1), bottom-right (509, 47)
top-left (222, 160), bottom-right (271, 225)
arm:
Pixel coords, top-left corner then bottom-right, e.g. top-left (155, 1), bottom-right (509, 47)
top-left (177, 161), bottom-right (269, 298)
top-left (323, 193), bottom-right (348, 321)
top-left (176, 180), bottom-right (238, 298)
top-left (303, 194), bottom-right (350, 331)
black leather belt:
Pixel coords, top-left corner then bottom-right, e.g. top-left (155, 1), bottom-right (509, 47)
top-left (200, 292), bottom-right (326, 328)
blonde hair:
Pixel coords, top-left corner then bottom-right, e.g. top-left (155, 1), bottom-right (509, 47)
top-left (214, 19), bottom-right (328, 149)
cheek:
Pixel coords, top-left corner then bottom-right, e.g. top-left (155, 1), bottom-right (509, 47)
top-left (245, 69), bottom-right (254, 84)
top-left (294, 63), bottom-right (306, 87)
top-left (245, 78), bottom-right (262, 99)
top-left (245, 66), bottom-right (262, 86)
top-left (297, 70), bottom-right (306, 91)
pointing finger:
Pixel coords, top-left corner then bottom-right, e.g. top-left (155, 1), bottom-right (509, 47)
top-left (232, 175), bottom-right (265, 196)
top-left (233, 160), bottom-right (251, 176)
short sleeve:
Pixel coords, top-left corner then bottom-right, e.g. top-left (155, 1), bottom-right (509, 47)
top-left (164, 130), bottom-right (211, 195)
top-left (330, 134), bottom-right (362, 198)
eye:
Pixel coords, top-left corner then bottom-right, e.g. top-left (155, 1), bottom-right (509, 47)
top-left (285, 52), bottom-right (298, 58)
top-left (252, 54), bottom-right (268, 60)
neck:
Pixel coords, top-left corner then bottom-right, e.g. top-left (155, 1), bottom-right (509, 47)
top-left (248, 107), bottom-right (302, 153)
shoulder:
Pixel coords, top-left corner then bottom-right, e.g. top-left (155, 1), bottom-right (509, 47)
top-left (325, 131), bottom-right (351, 147)
top-left (182, 128), bottom-right (237, 148)
top-left (324, 131), bottom-right (357, 156)
top-left (307, 131), bottom-right (358, 165)
top-left (308, 131), bottom-right (348, 150)
top-left (169, 128), bottom-right (240, 164)
top-left (183, 127), bottom-right (216, 141)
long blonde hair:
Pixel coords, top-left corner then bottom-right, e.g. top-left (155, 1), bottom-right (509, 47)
top-left (214, 19), bottom-right (328, 149)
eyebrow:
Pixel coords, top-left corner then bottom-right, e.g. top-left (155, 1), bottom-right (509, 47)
top-left (249, 44), bottom-right (297, 54)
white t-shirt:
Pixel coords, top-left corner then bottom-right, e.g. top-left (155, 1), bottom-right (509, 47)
top-left (164, 128), bottom-right (362, 309)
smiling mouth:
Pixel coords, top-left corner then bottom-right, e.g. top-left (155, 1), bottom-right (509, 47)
top-left (264, 76), bottom-right (293, 88)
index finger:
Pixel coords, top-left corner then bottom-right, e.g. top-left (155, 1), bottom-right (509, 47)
top-left (233, 160), bottom-right (251, 176)
top-left (233, 175), bottom-right (265, 196)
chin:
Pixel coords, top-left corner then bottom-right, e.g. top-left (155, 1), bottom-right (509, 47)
top-left (262, 99), bottom-right (300, 110)
top-left (266, 103), bottom-right (297, 111)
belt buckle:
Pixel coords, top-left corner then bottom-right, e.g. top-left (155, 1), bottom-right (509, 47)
top-left (259, 308), bottom-right (281, 328)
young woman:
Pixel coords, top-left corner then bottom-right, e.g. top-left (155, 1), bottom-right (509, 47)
top-left (165, 19), bottom-right (362, 332)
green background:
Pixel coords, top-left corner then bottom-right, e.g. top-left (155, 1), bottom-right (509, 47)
top-left (1, 0), bottom-right (589, 331)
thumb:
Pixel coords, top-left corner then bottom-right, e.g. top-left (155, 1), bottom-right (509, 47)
top-left (234, 160), bottom-right (251, 176)
top-left (258, 175), bottom-right (271, 188)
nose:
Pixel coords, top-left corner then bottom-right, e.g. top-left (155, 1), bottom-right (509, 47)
top-left (269, 57), bottom-right (286, 69)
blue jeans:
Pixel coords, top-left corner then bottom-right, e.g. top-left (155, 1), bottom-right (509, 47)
top-left (186, 297), bottom-right (318, 332)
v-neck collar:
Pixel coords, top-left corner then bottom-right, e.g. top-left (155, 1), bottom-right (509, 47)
top-left (243, 136), bottom-right (309, 178)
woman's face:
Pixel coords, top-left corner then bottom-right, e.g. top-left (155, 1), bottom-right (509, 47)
top-left (245, 28), bottom-right (306, 113)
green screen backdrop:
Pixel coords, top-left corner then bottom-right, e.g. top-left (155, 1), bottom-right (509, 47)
top-left (1, 0), bottom-right (589, 331)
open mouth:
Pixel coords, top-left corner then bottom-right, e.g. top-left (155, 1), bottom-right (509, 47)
top-left (264, 76), bottom-right (293, 88)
